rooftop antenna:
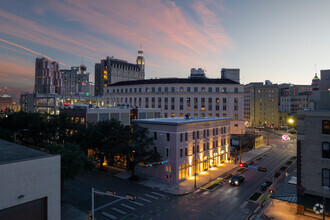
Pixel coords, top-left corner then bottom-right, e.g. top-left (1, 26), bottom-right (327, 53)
top-left (315, 63), bottom-right (317, 76)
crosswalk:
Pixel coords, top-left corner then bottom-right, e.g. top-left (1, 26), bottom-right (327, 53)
top-left (95, 191), bottom-right (167, 219)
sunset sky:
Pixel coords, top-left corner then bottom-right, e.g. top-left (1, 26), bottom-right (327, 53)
top-left (1, 0), bottom-right (330, 99)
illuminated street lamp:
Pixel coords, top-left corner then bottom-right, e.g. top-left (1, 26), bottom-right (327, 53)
top-left (287, 118), bottom-right (294, 133)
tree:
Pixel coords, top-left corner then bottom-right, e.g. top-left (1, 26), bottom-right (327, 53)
top-left (123, 124), bottom-right (160, 179)
top-left (76, 119), bottom-right (130, 170)
top-left (46, 142), bottom-right (94, 190)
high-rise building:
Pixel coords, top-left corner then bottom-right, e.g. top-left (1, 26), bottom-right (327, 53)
top-left (60, 65), bottom-right (90, 95)
top-left (221, 68), bottom-right (240, 83)
top-left (95, 51), bottom-right (145, 96)
top-left (244, 81), bottom-right (279, 127)
top-left (34, 57), bottom-right (63, 95)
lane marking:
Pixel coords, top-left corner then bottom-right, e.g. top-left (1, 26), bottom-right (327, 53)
top-left (111, 207), bottom-right (127, 215)
top-left (101, 212), bottom-right (117, 220)
top-left (144, 194), bottom-right (158, 199)
top-left (151, 192), bottom-right (165, 197)
top-left (240, 201), bottom-right (248, 209)
top-left (138, 197), bottom-right (151, 203)
top-left (94, 198), bottom-right (123, 212)
top-left (121, 203), bottom-right (136, 210)
top-left (129, 200), bottom-right (144, 206)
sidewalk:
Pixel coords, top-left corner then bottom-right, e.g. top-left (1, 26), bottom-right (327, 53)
top-left (115, 145), bottom-right (273, 195)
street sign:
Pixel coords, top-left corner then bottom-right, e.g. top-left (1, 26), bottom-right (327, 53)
top-left (247, 165), bottom-right (258, 170)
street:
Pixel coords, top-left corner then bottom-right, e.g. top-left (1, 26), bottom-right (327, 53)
top-left (62, 131), bottom-right (296, 220)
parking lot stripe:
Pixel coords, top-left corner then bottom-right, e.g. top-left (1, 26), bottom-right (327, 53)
top-left (111, 207), bottom-right (127, 215)
top-left (138, 197), bottom-right (151, 203)
top-left (151, 192), bottom-right (165, 197)
top-left (144, 194), bottom-right (158, 199)
top-left (121, 203), bottom-right (136, 210)
top-left (101, 212), bottom-right (117, 220)
top-left (129, 200), bottom-right (144, 206)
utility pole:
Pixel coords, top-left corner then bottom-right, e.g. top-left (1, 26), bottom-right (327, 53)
top-left (194, 136), bottom-right (197, 189)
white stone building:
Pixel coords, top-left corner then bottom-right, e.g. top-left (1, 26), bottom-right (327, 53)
top-left (134, 117), bottom-right (231, 184)
top-left (104, 78), bottom-right (244, 133)
top-left (0, 140), bottom-right (60, 220)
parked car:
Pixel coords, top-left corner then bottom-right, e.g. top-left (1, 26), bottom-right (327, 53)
top-left (229, 174), bottom-right (245, 186)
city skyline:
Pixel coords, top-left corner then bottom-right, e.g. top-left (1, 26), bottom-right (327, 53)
top-left (1, 0), bottom-right (330, 99)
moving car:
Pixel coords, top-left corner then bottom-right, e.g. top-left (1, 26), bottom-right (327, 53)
top-left (229, 174), bottom-right (245, 186)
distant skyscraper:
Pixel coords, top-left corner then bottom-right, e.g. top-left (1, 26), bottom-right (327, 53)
top-left (312, 72), bottom-right (320, 91)
top-left (221, 68), bottom-right (240, 83)
top-left (34, 57), bottom-right (63, 94)
top-left (60, 65), bottom-right (90, 95)
top-left (95, 51), bottom-right (145, 96)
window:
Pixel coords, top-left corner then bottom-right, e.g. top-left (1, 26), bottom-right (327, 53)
top-left (171, 87), bottom-right (175, 92)
top-left (201, 87), bottom-right (205, 92)
top-left (187, 87), bottom-right (191, 92)
top-left (234, 87), bottom-right (238, 93)
top-left (180, 149), bottom-right (183, 157)
top-left (185, 148), bottom-right (188, 156)
top-left (203, 143), bottom-right (206, 151)
top-left (180, 133), bottom-right (183, 142)
top-left (194, 87), bottom-right (198, 92)
top-left (213, 128), bottom-right (215, 136)
top-left (234, 106), bottom-right (238, 111)
top-left (185, 133), bottom-right (188, 141)
top-left (193, 132), bottom-right (195, 140)
top-left (323, 142), bottom-right (330, 158)
top-left (180, 87), bottom-right (184, 92)
top-left (223, 106), bottom-right (227, 110)
top-left (158, 87), bottom-right (162, 92)
top-left (207, 142), bottom-right (209, 150)
top-left (223, 98), bottom-right (227, 103)
top-left (207, 129), bottom-right (209, 137)
top-left (208, 87), bottom-right (212, 92)
top-left (323, 168), bottom-right (330, 187)
top-left (154, 132), bottom-right (157, 140)
top-left (203, 130), bottom-right (206, 138)
top-left (165, 87), bottom-right (168, 92)
top-left (234, 98), bottom-right (238, 103)
top-left (323, 120), bottom-right (330, 134)
top-left (166, 148), bottom-right (169, 157)
top-left (193, 146), bottom-right (195, 154)
top-left (152, 87), bottom-right (155, 92)
top-left (197, 145), bottom-right (200, 153)
top-left (197, 131), bottom-right (199, 139)
top-left (167, 133), bottom-right (170, 141)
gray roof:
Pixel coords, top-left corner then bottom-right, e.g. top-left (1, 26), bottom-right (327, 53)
top-left (0, 139), bottom-right (52, 165)
top-left (133, 117), bottom-right (231, 126)
top-left (111, 78), bottom-right (239, 86)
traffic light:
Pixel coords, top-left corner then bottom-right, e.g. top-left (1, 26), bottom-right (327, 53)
top-left (88, 213), bottom-right (92, 220)
top-left (240, 163), bottom-right (248, 168)
top-left (165, 175), bottom-right (168, 178)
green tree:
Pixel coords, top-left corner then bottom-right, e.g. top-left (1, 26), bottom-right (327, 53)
top-left (123, 125), bottom-right (160, 179)
top-left (46, 142), bottom-right (94, 190)
top-left (76, 119), bottom-right (130, 170)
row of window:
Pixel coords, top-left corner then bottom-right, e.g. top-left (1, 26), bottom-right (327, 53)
top-left (154, 128), bottom-right (228, 142)
top-left (178, 141), bottom-right (227, 158)
top-left (109, 86), bottom-right (240, 94)
top-left (162, 113), bottom-right (235, 118)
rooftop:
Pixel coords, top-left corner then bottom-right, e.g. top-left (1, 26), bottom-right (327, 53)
top-left (133, 116), bottom-right (231, 125)
top-left (0, 139), bottom-right (52, 165)
top-left (111, 78), bottom-right (239, 86)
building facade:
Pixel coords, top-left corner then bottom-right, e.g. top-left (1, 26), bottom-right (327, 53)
top-left (20, 92), bottom-right (112, 115)
top-left (105, 78), bottom-right (244, 120)
top-left (60, 65), bottom-right (90, 95)
top-left (34, 57), bottom-right (63, 95)
top-left (60, 105), bottom-right (161, 126)
top-left (190, 68), bottom-right (206, 78)
top-left (0, 140), bottom-right (60, 220)
top-left (134, 117), bottom-right (231, 184)
top-left (244, 82), bottom-right (279, 127)
top-left (280, 92), bottom-right (310, 115)
top-left (95, 51), bottom-right (145, 96)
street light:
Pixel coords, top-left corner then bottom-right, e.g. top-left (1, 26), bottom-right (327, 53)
top-left (13, 129), bottom-right (28, 144)
top-left (287, 118), bottom-right (294, 133)
top-left (323, 186), bottom-right (329, 220)
top-left (194, 136), bottom-right (198, 189)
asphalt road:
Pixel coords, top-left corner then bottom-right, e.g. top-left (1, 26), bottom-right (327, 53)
top-left (63, 131), bottom-right (296, 220)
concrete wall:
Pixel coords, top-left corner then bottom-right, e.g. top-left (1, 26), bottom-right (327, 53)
top-left (0, 156), bottom-right (61, 220)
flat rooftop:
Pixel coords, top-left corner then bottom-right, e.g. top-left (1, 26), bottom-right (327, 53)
top-left (0, 139), bottom-right (52, 165)
top-left (133, 117), bottom-right (231, 125)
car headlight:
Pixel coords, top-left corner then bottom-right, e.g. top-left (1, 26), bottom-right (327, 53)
top-left (235, 181), bottom-right (239, 185)
top-left (229, 180), bottom-right (231, 183)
